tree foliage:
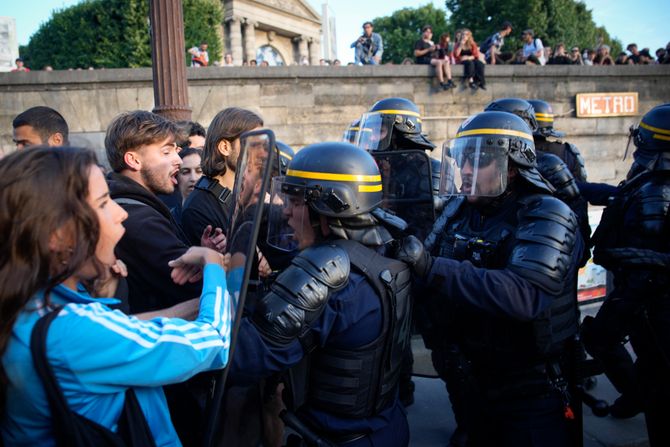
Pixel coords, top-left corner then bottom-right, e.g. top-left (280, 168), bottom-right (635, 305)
top-left (20, 0), bottom-right (222, 70)
top-left (444, 0), bottom-right (622, 55)
top-left (372, 4), bottom-right (450, 64)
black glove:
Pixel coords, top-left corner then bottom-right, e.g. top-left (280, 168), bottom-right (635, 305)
top-left (395, 235), bottom-right (434, 279)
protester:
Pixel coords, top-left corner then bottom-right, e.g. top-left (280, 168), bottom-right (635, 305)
top-left (0, 146), bottom-right (231, 446)
top-left (454, 28), bottom-right (485, 90)
top-left (627, 43), bottom-right (641, 64)
top-left (570, 46), bottom-right (584, 64)
top-left (548, 43), bottom-right (572, 64)
top-left (180, 107), bottom-right (262, 249)
top-left (594, 45), bottom-right (614, 65)
top-left (480, 21), bottom-right (513, 64)
top-left (172, 147), bottom-right (203, 224)
top-left (11, 57), bottom-right (30, 72)
top-left (414, 25), bottom-right (454, 90)
top-left (520, 29), bottom-right (546, 65)
top-left (189, 41), bottom-right (209, 67)
top-left (223, 52), bottom-right (233, 66)
top-left (351, 21), bottom-right (383, 65)
top-left (12, 106), bottom-right (69, 150)
top-left (615, 52), bottom-right (633, 65)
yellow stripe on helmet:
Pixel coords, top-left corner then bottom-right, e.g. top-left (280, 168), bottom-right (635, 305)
top-left (640, 121), bottom-right (670, 136)
top-left (653, 133), bottom-right (670, 142)
top-left (456, 128), bottom-right (532, 139)
top-left (370, 109), bottom-right (421, 118)
top-left (535, 113), bottom-right (554, 123)
top-left (287, 169), bottom-right (382, 183)
top-left (358, 184), bottom-right (383, 192)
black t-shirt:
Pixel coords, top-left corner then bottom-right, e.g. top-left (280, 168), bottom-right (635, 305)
top-left (180, 177), bottom-right (234, 247)
top-left (414, 39), bottom-right (434, 65)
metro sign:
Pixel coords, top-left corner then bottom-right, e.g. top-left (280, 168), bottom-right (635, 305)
top-left (576, 92), bottom-right (638, 117)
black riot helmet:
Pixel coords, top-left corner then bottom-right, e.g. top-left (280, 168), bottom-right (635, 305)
top-left (342, 119), bottom-right (361, 144)
top-left (528, 99), bottom-right (565, 138)
top-left (268, 142), bottom-right (395, 249)
top-left (629, 103), bottom-right (670, 171)
top-left (275, 140), bottom-right (294, 175)
top-left (356, 97), bottom-right (435, 152)
top-left (441, 111), bottom-right (553, 196)
top-left (284, 142), bottom-right (382, 217)
top-left (485, 98), bottom-right (539, 134)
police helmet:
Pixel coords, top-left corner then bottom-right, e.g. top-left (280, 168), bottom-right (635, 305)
top-left (342, 119), bottom-right (361, 144)
top-left (356, 97), bottom-right (435, 152)
top-left (631, 104), bottom-right (670, 171)
top-left (528, 99), bottom-right (565, 138)
top-left (442, 111), bottom-right (553, 195)
top-left (485, 98), bottom-right (539, 133)
top-left (282, 142), bottom-right (382, 218)
top-left (275, 140), bottom-right (294, 176)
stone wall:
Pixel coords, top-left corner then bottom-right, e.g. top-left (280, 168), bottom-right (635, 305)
top-left (1, 65), bottom-right (669, 183)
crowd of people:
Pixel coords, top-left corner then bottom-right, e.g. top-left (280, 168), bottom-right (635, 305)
top-left (2, 90), bottom-right (669, 447)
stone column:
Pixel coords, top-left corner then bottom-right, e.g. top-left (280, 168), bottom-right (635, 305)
top-left (227, 16), bottom-right (243, 66)
top-left (293, 36), bottom-right (309, 65)
top-left (243, 19), bottom-right (257, 64)
top-left (309, 37), bottom-right (321, 66)
top-left (149, 0), bottom-right (191, 121)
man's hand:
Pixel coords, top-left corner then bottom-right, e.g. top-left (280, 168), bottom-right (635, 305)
top-left (169, 247), bottom-right (228, 285)
top-left (201, 225), bottom-right (227, 253)
top-left (394, 235), bottom-right (433, 279)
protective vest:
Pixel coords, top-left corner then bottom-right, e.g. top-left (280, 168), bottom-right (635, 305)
top-left (593, 170), bottom-right (670, 291)
top-left (433, 192), bottom-right (579, 366)
top-left (535, 139), bottom-right (587, 182)
top-left (305, 240), bottom-right (412, 418)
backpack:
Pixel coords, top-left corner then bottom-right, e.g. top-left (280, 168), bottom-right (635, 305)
top-left (30, 308), bottom-right (156, 447)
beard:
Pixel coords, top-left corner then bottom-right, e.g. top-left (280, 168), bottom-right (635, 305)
top-left (142, 165), bottom-right (174, 195)
top-left (226, 148), bottom-right (238, 173)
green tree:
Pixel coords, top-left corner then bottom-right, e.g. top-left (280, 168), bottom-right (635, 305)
top-left (372, 4), bottom-right (450, 64)
top-left (20, 0), bottom-right (222, 70)
top-left (444, 0), bottom-right (621, 56)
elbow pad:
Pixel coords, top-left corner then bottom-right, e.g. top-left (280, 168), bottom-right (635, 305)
top-left (252, 244), bottom-right (350, 345)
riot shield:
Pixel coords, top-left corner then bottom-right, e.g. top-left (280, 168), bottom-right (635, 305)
top-left (202, 129), bottom-right (276, 447)
top-left (372, 150), bottom-right (436, 240)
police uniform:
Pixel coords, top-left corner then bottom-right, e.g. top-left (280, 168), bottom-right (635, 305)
top-left (589, 104), bottom-right (670, 444)
top-left (230, 143), bottom-right (413, 446)
top-left (400, 111), bottom-right (583, 447)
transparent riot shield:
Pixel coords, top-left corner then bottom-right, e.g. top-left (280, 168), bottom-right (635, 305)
top-left (202, 129), bottom-right (276, 447)
top-left (372, 150), bottom-right (436, 240)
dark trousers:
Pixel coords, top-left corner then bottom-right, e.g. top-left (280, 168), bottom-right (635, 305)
top-left (630, 296), bottom-right (670, 446)
top-left (461, 59), bottom-right (485, 86)
top-left (581, 295), bottom-right (640, 397)
top-left (469, 392), bottom-right (570, 447)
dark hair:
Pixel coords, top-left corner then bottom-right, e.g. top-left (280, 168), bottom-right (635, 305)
top-left (105, 110), bottom-right (177, 173)
top-left (12, 106), bottom-right (69, 144)
top-left (174, 121), bottom-right (206, 149)
top-left (202, 108), bottom-right (263, 177)
top-left (363, 21), bottom-right (373, 28)
top-left (422, 25), bottom-right (432, 33)
top-left (0, 146), bottom-right (101, 414)
top-left (501, 21), bottom-right (513, 30)
top-left (179, 147), bottom-right (202, 159)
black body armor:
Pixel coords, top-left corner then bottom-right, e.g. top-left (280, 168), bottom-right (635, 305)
top-left (432, 192), bottom-right (580, 368)
top-left (535, 139), bottom-right (588, 182)
top-left (253, 240), bottom-right (412, 418)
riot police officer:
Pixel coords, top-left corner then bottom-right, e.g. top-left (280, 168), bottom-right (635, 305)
top-left (230, 142), bottom-right (412, 446)
top-left (485, 98), bottom-right (591, 264)
top-left (342, 119), bottom-right (360, 144)
top-left (399, 111), bottom-right (584, 447)
top-left (588, 103), bottom-right (670, 444)
top-left (356, 97), bottom-right (439, 406)
top-left (528, 99), bottom-right (588, 182)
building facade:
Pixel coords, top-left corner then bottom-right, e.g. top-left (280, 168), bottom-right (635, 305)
top-left (221, 0), bottom-right (322, 65)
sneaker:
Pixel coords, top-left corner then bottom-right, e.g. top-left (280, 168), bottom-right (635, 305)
top-left (445, 79), bottom-right (456, 89)
top-left (478, 83), bottom-right (486, 90)
top-left (469, 81), bottom-right (477, 90)
top-left (609, 394), bottom-right (642, 419)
